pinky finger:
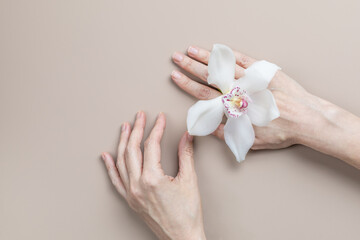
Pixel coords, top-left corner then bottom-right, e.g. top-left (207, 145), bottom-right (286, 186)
top-left (102, 152), bottom-right (126, 198)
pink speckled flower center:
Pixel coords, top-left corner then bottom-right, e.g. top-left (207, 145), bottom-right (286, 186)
top-left (222, 87), bottom-right (251, 118)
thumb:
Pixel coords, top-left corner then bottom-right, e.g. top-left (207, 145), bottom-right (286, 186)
top-left (177, 131), bottom-right (195, 178)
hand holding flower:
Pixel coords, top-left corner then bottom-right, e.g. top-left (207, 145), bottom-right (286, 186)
top-left (171, 45), bottom-right (317, 159)
top-left (177, 44), bottom-right (281, 161)
top-left (172, 44), bottom-right (360, 168)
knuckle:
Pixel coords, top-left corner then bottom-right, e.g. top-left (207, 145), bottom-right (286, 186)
top-left (183, 58), bottom-right (192, 68)
top-left (126, 142), bottom-right (137, 153)
top-left (144, 138), bottom-right (151, 148)
top-left (240, 55), bottom-right (250, 65)
top-left (184, 146), bottom-right (193, 156)
top-left (182, 78), bottom-right (192, 88)
top-left (198, 87), bottom-right (212, 99)
top-left (275, 131), bottom-right (288, 143)
top-left (125, 145), bottom-right (132, 154)
top-left (235, 66), bottom-right (244, 78)
top-left (141, 174), bottom-right (159, 188)
top-left (129, 185), bottom-right (141, 200)
top-left (202, 51), bottom-right (210, 61)
top-left (144, 138), bottom-right (158, 149)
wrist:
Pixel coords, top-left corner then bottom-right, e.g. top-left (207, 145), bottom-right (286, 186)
top-left (292, 93), bottom-right (338, 146)
top-left (291, 93), bottom-right (360, 166)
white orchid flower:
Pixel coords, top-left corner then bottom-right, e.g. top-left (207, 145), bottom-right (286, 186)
top-left (187, 44), bottom-right (281, 162)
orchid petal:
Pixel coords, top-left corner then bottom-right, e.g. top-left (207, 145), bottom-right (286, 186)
top-left (207, 44), bottom-right (236, 93)
top-left (247, 89), bottom-right (280, 127)
top-left (224, 115), bottom-right (255, 162)
top-left (235, 60), bottom-right (281, 94)
top-left (187, 96), bottom-right (224, 136)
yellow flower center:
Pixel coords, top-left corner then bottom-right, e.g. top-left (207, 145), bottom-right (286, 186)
top-left (232, 98), bottom-right (243, 108)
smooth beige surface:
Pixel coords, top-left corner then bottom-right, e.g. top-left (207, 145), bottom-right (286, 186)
top-left (1, 0), bottom-right (360, 239)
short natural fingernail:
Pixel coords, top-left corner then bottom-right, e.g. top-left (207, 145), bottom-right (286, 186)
top-left (171, 70), bottom-right (182, 80)
top-left (188, 46), bottom-right (198, 55)
top-left (187, 132), bottom-right (193, 141)
top-left (101, 152), bottom-right (107, 161)
top-left (121, 123), bottom-right (127, 131)
top-left (172, 52), bottom-right (183, 62)
top-left (137, 111), bottom-right (143, 119)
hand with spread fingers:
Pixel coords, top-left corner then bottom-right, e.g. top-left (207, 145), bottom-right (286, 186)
top-left (172, 45), bottom-right (360, 168)
top-left (101, 112), bottom-right (206, 240)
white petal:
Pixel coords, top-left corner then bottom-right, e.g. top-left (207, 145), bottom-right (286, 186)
top-left (207, 44), bottom-right (236, 93)
top-left (247, 89), bottom-right (280, 127)
top-left (235, 60), bottom-right (281, 94)
top-left (187, 96), bottom-right (224, 136)
top-left (224, 115), bottom-right (255, 162)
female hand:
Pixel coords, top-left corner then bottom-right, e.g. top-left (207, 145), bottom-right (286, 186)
top-left (171, 46), bottom-right (319, 150)
top-left (171, 46), bottom-right (360, 168)
top-left (101, 112), bottom-right (206, 240)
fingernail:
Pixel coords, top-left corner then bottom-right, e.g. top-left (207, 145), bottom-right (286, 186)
top-left (137, 111), bottom-right (143, 119)
top-left (172, 52), bottom-right (183, 62)
top-left (187, 132), bottom-right (193, 141)
top-left (101, 152), bottom-right (107, 161)
top-left (121, 123), bottom-right (127, 131)
top-left (171, 70), bottom-right (181, 80)
top-left (188, 46), bottom-right (198, 55)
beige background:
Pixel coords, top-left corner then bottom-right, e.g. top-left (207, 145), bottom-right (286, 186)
top-left (1, 0), bottom-right (360, 239)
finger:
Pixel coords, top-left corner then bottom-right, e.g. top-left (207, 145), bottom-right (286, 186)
top-left (126, 111), bottom-right (146, 183)
top-left (171, 70), bottom-right (221, 100)
top-left (187, 45), bottom-right (257, 69)
top-left (172, 52), bottom-right (209, 82)
top-left (187, 46), bottom-right (210, 65)
top-left (102, 152), bottom-right (126, 198)
top-left (176, 132), bottom-right (195, 179)
top-left (211, 123), bottom-right (225, 140)
top-left (116, 122), bottom-right (131, 190)
top-left (143, 112), bottom-right (166, 174)
top-left (187, 46), bottom-right (244, 78)
top-left (251, 138), bottom-right (263, 150)
top-left (233, 50), bottom-right (257, 69)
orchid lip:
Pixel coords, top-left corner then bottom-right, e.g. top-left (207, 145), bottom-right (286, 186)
top-left (222, 87), bottom-right (251, 118)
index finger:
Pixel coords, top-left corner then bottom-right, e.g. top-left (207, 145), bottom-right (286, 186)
top-left (187, 45), bottom-right (257, 69)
